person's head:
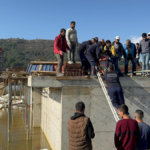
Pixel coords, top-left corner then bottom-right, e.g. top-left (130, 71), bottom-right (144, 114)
top-left (118, 104), bottom-right (129, 119)
top-left (70, 21), bottom-right (76, 29)
top-left (136, 43), bottom-right (139, 48)
top-left (94, 37), bottom-right (98, 43)
top-left (60, 28), bottom-right (66, 37)
top-left (106, 40), bottom-right (111, 47)
top-left (142, 33), bottom-right (147, 41)
top-left (126, 39), bottom-right (131, 47)
top-left (148, 32), bottom-right (150, 39)
top-left (115, 36), bottom-right (120, 43)
top-left (75, 101), bottom-right (85, 114)
top-left (91, 38), bottom-right (96, 44)
top-left (135, 110), bottom-right (144, 122)
top-left (101, 39), bottom-right (105, 45)
top-left (108, 65), bottom-right (114, 72)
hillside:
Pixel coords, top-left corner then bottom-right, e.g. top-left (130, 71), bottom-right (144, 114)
top-left (0, 38), bottom-right (136, 70)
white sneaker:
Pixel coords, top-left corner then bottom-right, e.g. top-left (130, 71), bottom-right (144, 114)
top-left (68, 61), bottom-right (73, 64)
top-left (56, 73), bottom-right (64, 77)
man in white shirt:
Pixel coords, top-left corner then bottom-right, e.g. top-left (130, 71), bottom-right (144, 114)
top-left (66, 21), bottom-right (78, 64)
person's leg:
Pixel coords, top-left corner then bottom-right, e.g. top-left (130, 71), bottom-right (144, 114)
top-left (141, 53), bottom-right (146, 75)
top-left (131, 58), bottom-right (136, 75)
top-left (136, 58), bottom-right (140, 66)
top-left (71, 42), bottom-right (76, 63)
top-left (113, 57), bottom-right (123, 75)
top-left (55, 53), bottom-right (63, 75)
top-left (125, 58), bottom-right (129, 75)
top-left (145, 53), bottom-right (150, 75)
top-left (68, 50), bottom-right (71, 62)
top-left (116, 87), bottom-right (125, 106)
top-left (108, 88), bottom-right (119, 109)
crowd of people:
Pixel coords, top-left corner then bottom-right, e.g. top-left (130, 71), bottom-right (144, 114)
top-left (68, 102), bottom-right (150, 150)
top-left (54, 21), bottom-right (150, 78)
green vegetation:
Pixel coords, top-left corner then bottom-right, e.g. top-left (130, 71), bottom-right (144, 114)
top-left (0, 38), bottom-right (135, 70)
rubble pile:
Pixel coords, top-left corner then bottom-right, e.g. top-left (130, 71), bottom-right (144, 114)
top-left (64, 63), bottom-right (83, 76)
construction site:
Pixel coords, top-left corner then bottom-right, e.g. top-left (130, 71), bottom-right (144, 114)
top-left (0, 50), bottom-right (150, 150)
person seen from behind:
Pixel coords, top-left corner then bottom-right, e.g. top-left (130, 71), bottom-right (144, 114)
top-left (66, 21), bottom-right (78, 64)
top-left (135, 110), bottom-right (150, 150)
top-left (115, 104), bottom-right (141, 150)
top-left (139, 33), bottom-right (150, 77)
top-left (68, 102), bottom-right (95, 150)
top-left (104, 65), bottom-right (125, 110)
top-left (123, 39), bottom-right (136, 76)
top-left (54, 28), bottom-right (70, 77)
top-left (112, 36), bottom-right (124, 76)
top-left (148, 32), bottom-right (150, 40)
top-left (136, 43), bottom-right (140, 66)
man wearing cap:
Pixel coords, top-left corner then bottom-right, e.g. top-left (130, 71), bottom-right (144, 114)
top-left (112, 36), bottom-right (124, 76)
top-left (139, 33), bottom-right (150, 76)
top-left (54, 28), bottom-right (70, 77)
top-left (148, 32), bottom-right (150, 39)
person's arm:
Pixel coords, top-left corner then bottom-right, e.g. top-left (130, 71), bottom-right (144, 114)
top-left (55, 37), bottom-right (61, 51)
top-left (66, 28), bottom-right (70, 44)
top-left (139, 42), bottom-right (141, 54)
top-left (133, 44), bottom-right (136, 58)
top-left (87, 118), bottom-right (95, 139)
top-left (119, 43), bottom-right (124, 58)
top-left (76, 30), bottom-right (78, 47)
top-left (96, 45), bottom-right (101, 59)
top-left (136, 122), bottom-right (141, 143)
top-left (123, 47), bottom-right (126, 59)
top-left (147, 128), bottom-right (150, 149)
top-left (66, 42), bottom-right (70, 50)
top-left (114, 122), bottom-right (121, 149)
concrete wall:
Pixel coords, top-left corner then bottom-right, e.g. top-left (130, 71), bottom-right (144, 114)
top-left (30, 76), bottom-right (150, 150)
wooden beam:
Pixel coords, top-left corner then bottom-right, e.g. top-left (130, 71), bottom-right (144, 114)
top-left (30, 71), bottom-right (56, 75)
top-left (55, 76), bottom-right (90, 80)
top-left (49, 87), bottom-right (61, 93)
top-left (30, 61), bottom-right (58, 65)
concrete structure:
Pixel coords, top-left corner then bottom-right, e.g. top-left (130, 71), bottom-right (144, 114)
top-left (27, 76), bottom-right (150, 150)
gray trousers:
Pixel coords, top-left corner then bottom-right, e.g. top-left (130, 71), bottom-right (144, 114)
top-left (67, 41), bottom-right (76, 62)
top-left (55, 53), bottom-right (63, 74)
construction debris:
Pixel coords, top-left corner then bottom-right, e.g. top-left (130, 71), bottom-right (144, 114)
top-left (64, 62), bottom-right (83, 76)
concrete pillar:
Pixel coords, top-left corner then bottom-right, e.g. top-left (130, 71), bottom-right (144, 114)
top-left (32, 87), bottom-right (41, 127)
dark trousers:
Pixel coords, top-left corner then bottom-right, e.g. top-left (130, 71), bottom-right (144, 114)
top-left (55, 53), bottom-right (63, 74)
top-left (125, 54), bottom-right (136, 75)
top-left (78, 51), bottom-right (91, 74)
top-left (136, 58), bottom-right (140, 66)
top-left (108, 86), bottom-right (125, 109)
top-left (68, 42), bottom-right (76, 62)
top-left (85, 52), bottom-right (97, 75)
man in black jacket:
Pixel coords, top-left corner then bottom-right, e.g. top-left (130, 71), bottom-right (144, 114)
top-left (112, 36), bottom-right (124, 76)
top-left (85, 43), bottom-right (101, 77)
top-left (78, 38), bottom-right (97, 75)
top-left (104, 65), bottom-right (125, 109)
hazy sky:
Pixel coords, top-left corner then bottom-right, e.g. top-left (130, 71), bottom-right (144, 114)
top-left (0, 0), bottom-right (149, 44)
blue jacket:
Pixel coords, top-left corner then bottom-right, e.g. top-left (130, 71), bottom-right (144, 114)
top-left (123, 43), bottom-right (136, 58)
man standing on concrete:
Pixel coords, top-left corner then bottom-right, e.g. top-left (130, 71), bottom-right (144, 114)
top-left (54, 28), bottom-right (70, 77)
top-left (135, 110), bottom-right (150, 150)
top-left (66, 21), bottom-right (78, 64)
top-left (104, 65), bottom-right (124, 109)
top-left (115, 104), bottom-right (141, 150)
top-left (112, 36), bottom-right (124, 76)
top-left (148, 32), bottom-right (150, 40)
top-left (123, 40), bottom-right (136, 76)
top-left (68, 101), bottom-right (95, 150)
top-left (78, 38), bottom-right (97, 76)
top-left (139, 33), bottom-right (150, 76)
top-left (85, 42), bottom-right (101, 77)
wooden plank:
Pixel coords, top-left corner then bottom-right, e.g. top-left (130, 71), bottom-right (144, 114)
top-left (55, 76), bottom-right (90, 80)
top-left (38, 65), bottom-right (42, 71)
top-left (133, 70), bottom-right (150, 73)
top-left (49, 87), bottom-right (61, 93)
top-left (30, 61), bottom-right (58, 65)
top-left (30, 71), bottom-right (56, 75)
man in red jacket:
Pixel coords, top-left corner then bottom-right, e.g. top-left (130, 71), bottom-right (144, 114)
top-left (54, 28), bottom-right (70, 76)
top-left (115, 104), bottom-right (141, 150)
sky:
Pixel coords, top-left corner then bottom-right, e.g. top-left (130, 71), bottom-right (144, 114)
top-left (0, 0), bottom-right (150, 44)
